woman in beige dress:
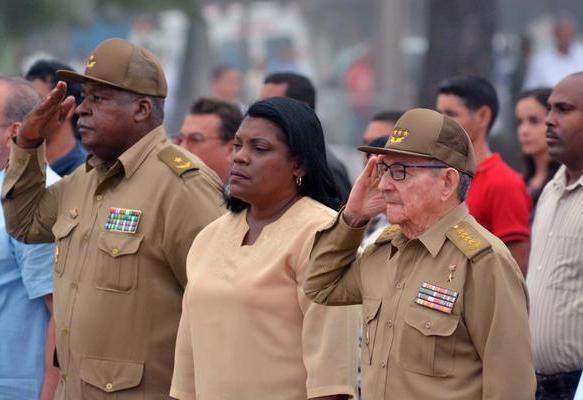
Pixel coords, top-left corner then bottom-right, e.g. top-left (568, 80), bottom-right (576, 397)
top-left (171, 97), bottom-right (360, 400)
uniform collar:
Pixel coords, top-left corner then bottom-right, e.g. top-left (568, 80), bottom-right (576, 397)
top-left (551, 164), bottom-right (583, 192)
top-left (416, 203), bottom-right (470, 257)
top-left (85, 126), bottom-right (167, 178)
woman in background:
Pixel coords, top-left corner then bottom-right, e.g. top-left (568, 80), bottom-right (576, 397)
top-left (515, 87), bottom-right (560, 208)
top-left (171, 97), bottom-right (360, 400)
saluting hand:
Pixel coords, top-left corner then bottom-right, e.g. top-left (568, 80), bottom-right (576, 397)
top-left (16, 81), bottom-right (76, 149)
top-left (343, 155), bottom-right (386, 227)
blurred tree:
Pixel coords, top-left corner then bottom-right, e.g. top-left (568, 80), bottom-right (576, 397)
top-left (418, 0), bottom-right (498, 107)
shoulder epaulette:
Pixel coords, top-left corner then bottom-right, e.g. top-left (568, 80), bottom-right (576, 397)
top-left (446, 221), bottom-right (492, 260)
top-left (374, 225), bottom-right (401, 245)
top-left (158, 147), bottom-right (199, 177)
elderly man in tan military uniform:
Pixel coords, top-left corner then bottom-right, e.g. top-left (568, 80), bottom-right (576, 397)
top-left (304, 108), bottom-right (536, 400)
top-left (1, 39), bottom-right (224, 399)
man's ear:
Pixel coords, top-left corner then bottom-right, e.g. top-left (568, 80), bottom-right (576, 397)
top-left (5, 121), bottom-right (20, 144)
top-left (134, 97), bottom-right (153, 122)
top-left (442, 168), bottom-right (460, 202)
top-left (475, 105), bottom-right (493, 132)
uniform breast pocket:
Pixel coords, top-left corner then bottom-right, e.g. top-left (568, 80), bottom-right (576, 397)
top-left (362, 297), bottom-right (382, 365)
top-left (80, 357), bottom-right (144, 399)
top-left (548, 235), bottom-right (583, 291)
top-left (96, 232), bottom-right (143, 293)
top-left (51, 218), bottom-right (79, 277)
top-left (398, 304), bottom-right (460, 377)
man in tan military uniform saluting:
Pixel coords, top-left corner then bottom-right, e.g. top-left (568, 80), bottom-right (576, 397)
top-left (1, 38), bottom-right (225, 399)
top-left (304, 108), bottom-right (536, 399)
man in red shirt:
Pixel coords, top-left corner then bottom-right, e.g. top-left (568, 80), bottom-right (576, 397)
top-left (436, 76), bottom-right (531, 275)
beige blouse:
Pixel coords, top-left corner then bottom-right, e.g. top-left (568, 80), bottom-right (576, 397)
top-left (171, 197), bottom-right (360, 400)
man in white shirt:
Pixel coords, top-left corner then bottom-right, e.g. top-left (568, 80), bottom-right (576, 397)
top-left (524, 16), bottom-right (583, 89)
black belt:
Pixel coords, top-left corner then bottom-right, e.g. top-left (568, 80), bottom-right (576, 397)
top-left (536, 370), bottom-right (581, 395)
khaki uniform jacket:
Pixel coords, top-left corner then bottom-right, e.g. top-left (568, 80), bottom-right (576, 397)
top-left (1, 127), bottom-right (225, 399)
top-left (304, 204), bottom-right (536, 400)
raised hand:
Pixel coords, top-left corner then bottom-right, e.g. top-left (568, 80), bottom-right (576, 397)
top-left (16, 81), bottom-right (76, 148)
top-left (343, 155), bottom-right (386, 227)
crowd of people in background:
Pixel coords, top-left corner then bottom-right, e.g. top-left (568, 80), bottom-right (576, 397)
top-left (0, 12), bottom-right (582, 400)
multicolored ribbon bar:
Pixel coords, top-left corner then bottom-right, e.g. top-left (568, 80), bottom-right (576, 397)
top-left (105, 207), bottom-right (142, 234)
top-left (422, 282), bottom-right (459, 298)
top-left (415, 298), bottom-right (452, 314)
top-left (419, 287), bottom-right (458, 303)
top-left (417, 293), bottom-right (456, 309)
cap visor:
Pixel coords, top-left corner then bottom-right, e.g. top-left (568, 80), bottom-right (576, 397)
top-left (57, 70), bottom-right (131, 93)
top-left (358, 145), bottom-right (434, 160)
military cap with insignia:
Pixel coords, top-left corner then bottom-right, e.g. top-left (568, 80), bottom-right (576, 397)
top-left (358, 108), bottom-right (476, 176)
top-left (57, 38), bottom-right (167, 98)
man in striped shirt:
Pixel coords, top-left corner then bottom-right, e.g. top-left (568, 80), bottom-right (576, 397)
top-left (527, 71), bottom-right (583, 400)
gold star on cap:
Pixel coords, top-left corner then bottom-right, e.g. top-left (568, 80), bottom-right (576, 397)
top-left (86, 55), bottom-right (96, 69)
top-left (390, 128), bottom-right (410, 144)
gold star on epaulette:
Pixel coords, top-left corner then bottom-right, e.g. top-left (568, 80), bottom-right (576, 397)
top-left (158, 147), bottom-right (198, 176)
top-left (446, 221), bottom-right (491, 260)
top-left (173, 157), bottom-right (192, 169)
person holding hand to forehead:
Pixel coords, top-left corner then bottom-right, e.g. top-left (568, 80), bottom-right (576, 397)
top-left (304, 108), bottom-right (536, 400)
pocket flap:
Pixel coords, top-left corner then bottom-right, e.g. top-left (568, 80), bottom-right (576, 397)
top-left (98, 232), bottom-right (143, 257)
top-left (80, 358), bottom-right (144, 392)
top-left (405, 304), bottom-right (460, 337)
top-left (363, 297), bottom-right (382, 323)
top-left (52, 218), bottom-right (79, 240)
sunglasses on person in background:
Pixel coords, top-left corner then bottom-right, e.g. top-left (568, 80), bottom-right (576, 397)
top-left (174, 132), bottom-right (223, 146)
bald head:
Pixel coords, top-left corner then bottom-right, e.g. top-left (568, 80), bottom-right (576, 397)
top-left (0, 77), bottom-right (41, 168)
top-left (546, 71), bottom-right (583, 176)
top-left (0, 77), bottom-right (41, 124)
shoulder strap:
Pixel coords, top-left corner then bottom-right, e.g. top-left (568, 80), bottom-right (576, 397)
top-left (157, 147), bottom-right (199, 177)
top-left (446, 221), bottom-right (492, 260)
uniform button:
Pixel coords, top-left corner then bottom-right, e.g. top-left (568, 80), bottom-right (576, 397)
top-left (387, 320), bottom-right (393, 328)
top-left (61, 373), bottom-right (67, 381)
top-left (424, 321), bottom-right (431, 329)
top-left (17, 159), bottom-right (26, 166)
top-left (395, 282), bottom-right (403, 289)
top-left (62, 327), bottom-right (69, 336)
top-left (70, 282), bottom-right (78, 290)
top-left (112, 248), bottom-right (120, 256)
top-left (537, 264), bottom-right (543, 271)
top-left (548, 232), bottom-right (553, 237)
top-left (82, 234), bottom-right (89, 242)
top-left (96, 194), bottom-right (103, 201)
top-left (380, 361), bottom-right (386, 368)
top-left (105, 383), bottom-right (113, 391)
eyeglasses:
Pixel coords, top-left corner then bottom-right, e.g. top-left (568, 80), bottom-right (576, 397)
top-left (376, 162), bottom-right (448, 181)
top-left (174, 132), bottom-right (223, 146)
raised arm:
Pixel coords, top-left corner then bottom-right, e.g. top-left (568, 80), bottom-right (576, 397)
top-left (304, 156), bottom-right (385, 305)
top-left (2, 81), bottom-right (75, 243)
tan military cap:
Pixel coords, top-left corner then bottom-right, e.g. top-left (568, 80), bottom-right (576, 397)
top-left (57, 38), bottom-right (167, 98)
top-left (358, 108), bottom-right (476, 176)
